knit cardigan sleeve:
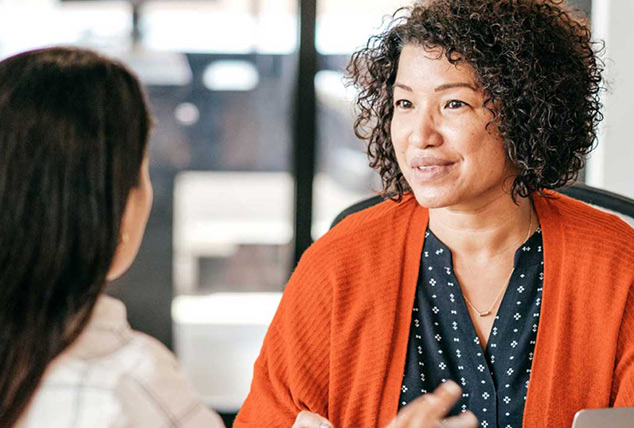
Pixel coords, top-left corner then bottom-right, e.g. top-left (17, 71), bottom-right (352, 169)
top-left (611, 281), bottom-right (634, 406)
top-left (234, 243), bottom-right (333, 427)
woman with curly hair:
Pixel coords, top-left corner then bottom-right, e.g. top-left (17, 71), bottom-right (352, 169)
top-left (235, 1), bottom-right (634, 427)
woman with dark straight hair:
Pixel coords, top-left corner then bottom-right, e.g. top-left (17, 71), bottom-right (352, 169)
top-left (0, 47), bottom-right (223, 428)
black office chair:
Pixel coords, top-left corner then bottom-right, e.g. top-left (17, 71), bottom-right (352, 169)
top-left (331, 183), bottom-right (634, 229)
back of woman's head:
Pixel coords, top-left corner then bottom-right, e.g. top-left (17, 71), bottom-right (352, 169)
top-left (0, 46), bottom-right (151, 426)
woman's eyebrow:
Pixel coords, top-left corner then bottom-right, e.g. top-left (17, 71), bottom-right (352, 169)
top-left (434, 82), bottom-right (478, 92)
top-left (393, 82), bottom-right (479, 92)
top-left (393, 82), bottom-right (413, 91)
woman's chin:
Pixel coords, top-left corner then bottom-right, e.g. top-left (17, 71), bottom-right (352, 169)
top-left (409, 185), bottom-right (460, 209)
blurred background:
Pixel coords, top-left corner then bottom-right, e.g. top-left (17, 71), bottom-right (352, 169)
top-left (1, 0), bottom-right (630, 425)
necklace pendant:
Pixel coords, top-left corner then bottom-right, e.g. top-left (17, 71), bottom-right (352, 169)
top-left (478, 311), bottom-right (491, 317)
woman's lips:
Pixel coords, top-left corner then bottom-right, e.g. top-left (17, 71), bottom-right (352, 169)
top-left (410, 157), bottom-right (456, 182)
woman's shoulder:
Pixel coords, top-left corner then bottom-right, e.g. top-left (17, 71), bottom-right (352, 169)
top-left (538, 191), bottom-right (634, 272)
top-left (63, 297), bottom-right (204, 406)
top-left (539, 190), bottom-right (634, 239)
top-left (113, 332), bottom-right (225, 428)
top-left (284, 194), bottom-right (423, 301)
top-left (60, 296), bottom-right (177, 370)
top-left (306, 193), bottom-right (421, 258)
top-left (19, 297), bottom-right (224, 428)
top-left (329, 193), bottom-right (420, 233)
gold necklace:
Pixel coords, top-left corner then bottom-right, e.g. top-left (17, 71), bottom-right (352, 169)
top-left (462, 207), bottom-right (533, 317)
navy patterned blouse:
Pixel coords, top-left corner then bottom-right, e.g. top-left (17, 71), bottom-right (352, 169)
top-left (399, 227), bottom-right (544, 428)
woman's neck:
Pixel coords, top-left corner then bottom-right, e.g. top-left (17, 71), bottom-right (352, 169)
top-left (428, 193), bottom-right (536, 263)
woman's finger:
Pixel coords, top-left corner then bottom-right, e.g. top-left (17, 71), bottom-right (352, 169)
top-left (389, 381), bottom-right (468, 428)
top-left (292, 410), bottom-right (334, 428)
top-left (441, 411), bottom-right (479, 428)
top-left (409, 381), bottom-right (463, 423)
top-left (427, 381), bottom-right (464, 419)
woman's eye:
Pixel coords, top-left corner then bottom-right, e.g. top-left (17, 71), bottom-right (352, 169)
top-left (445, 100), bottom-right (467, 109)
top-left (395, 99), bottom-right (413, 109)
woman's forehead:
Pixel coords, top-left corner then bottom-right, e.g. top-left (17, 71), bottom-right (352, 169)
top-left (395, 44), bottom-right (479, 91)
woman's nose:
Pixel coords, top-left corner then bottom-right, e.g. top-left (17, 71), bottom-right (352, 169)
top-left (408, 111), bottom-right (443, 148)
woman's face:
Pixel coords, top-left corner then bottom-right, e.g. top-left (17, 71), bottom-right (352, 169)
top-left (391, 44), bottom-right (516, 210)
top-left (106, 155), bottom-right (153, 281)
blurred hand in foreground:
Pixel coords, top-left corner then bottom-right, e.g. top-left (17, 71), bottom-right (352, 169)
top-left (293, 381), bottom-right (478, 428)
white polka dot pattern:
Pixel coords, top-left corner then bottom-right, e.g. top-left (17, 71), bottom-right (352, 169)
top-left (399, 228), bottom-right (544, 428)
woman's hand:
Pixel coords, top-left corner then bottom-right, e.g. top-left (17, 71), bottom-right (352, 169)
top-left (387, 381), bottom-right (478, 428)
top-left (292, 381), bottom-right (477, 428)
top-left (292, 410), bottom-right (333, 428)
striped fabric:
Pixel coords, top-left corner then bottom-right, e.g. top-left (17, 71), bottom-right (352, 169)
top-left (17, 296), bottom-right (224, 428)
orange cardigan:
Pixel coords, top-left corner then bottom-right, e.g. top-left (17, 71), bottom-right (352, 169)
top-left (235, 193), bottom-right (634, 428)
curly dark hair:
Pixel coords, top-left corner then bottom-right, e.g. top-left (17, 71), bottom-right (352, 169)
top-left (346, 0), bottom-right (604, 201)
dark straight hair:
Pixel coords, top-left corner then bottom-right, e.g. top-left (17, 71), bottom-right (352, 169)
top-left (0, 47), bottom-right (151, 426)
